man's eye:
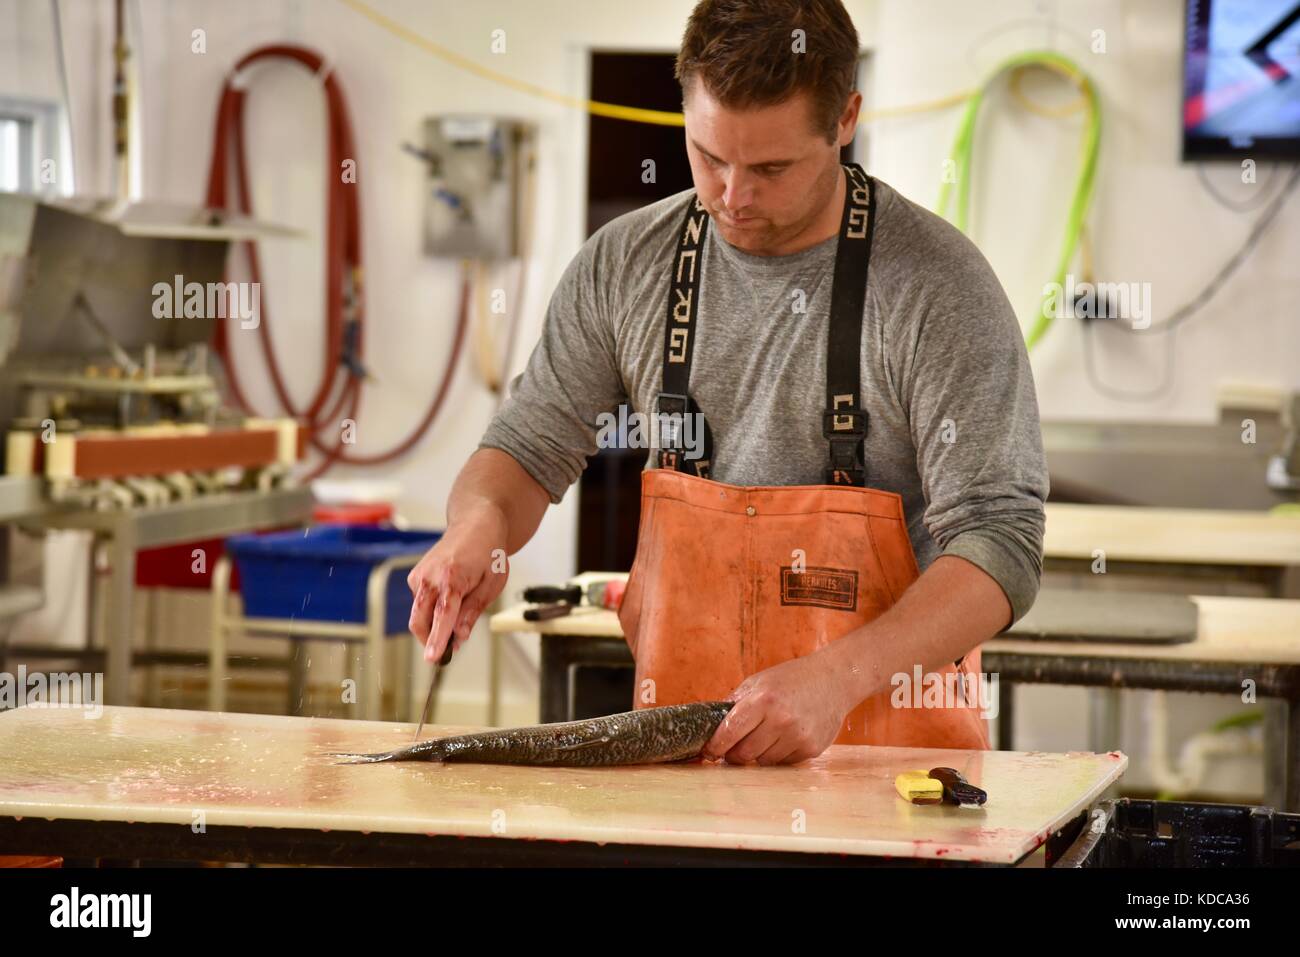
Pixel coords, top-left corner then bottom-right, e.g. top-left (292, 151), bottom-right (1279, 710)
top-left (758, 167), bottom-right (785, 177)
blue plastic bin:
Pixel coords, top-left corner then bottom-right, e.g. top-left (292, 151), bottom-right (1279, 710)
top-left (224, 525), bottom-right (443, 637)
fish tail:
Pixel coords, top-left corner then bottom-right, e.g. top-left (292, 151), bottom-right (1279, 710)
top-left (327, 741), bottom-right (449, 764)
top-left (328, 751), bottom-right (400, 765)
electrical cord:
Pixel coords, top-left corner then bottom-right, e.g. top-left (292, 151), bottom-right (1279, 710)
top-left (1132, 162), bottom-right (1300, 336)
top-left (1082, 321), bottom-right (1180, 403)
top-left (1197, 160), bottom-right (1295, 213)
top-left (1082, 162), bottom-right (1300, 401)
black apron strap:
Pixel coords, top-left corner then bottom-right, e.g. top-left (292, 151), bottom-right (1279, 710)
top-left (654, 195), bottom-right (714, 479)
top-left (824, 164), bottom-right (875, 487)
top-left (653, 165), bottom-right (877, 485)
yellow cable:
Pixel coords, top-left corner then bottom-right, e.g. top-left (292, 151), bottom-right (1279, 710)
top-left (340, 0), bottom-right (684, 126)
top-left (1007, 64), bottom-right (1087, 118)
top-left (339, 0), bottom-right (970, 127)
top-left (860, 90), bottom-right (973, 122)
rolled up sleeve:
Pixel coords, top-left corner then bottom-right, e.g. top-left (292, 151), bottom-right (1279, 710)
top-left (891, 230), bottom-right (1049, 623)
top-left (478, 233), bottom-right (628, 505)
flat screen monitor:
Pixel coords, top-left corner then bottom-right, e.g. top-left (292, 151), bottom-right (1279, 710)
top-left (1182, 0), bottom-right (1300, 159)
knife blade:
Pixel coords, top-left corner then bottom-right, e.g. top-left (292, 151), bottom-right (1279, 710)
top-left (413, 640), bottom-right (455, 743)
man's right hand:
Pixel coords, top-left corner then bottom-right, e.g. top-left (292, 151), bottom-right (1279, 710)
top-left (407, 508), bottom-right (510, 663)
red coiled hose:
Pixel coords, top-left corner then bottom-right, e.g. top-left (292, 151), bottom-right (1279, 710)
top-left (204, 44), bottom-right (468, 479)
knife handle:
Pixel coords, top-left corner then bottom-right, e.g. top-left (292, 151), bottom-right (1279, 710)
top-left (523, 584), bottom-right (582, 604)
top-left (421, 640), bottom-right (455, 669)
top-left (523, 602), bottom-right (574, 621)
top-left (928, 767), bottom-right (987, 806)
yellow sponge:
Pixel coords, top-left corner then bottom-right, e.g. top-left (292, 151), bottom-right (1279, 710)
top-left (895, 770), bottom-right (943, 805)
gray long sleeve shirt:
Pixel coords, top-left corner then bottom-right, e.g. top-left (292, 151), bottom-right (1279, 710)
top-left (479, 175), bottom-right (1049, 622)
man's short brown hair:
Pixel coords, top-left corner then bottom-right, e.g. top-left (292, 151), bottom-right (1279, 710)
top-left (675, 0), bottom-right (860, 143)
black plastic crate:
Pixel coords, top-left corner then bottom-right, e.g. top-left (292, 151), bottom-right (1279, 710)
top-left (1056, 798), bottom-right (1300, 867)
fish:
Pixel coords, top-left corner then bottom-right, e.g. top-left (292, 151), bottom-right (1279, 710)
top-left (329, 701), bottom-right (734, 767)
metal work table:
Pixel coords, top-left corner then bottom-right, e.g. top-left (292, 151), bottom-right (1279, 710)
top-left (0, 477), bottom-right (47, 632)
top-left (0, 705), bottom-right (1125, 867)
top-left (0, 476), bottom-right (45, 522)
top-left (1042, 502), bottom-right (1300, 593)
top-left (14, 486), bottom-right (314, 706)
top-left (1040, 503), bottom-right (1300, 802)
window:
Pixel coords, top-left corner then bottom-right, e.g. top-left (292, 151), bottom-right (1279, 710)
top-left (0, 114), bottom-right (35, 192)
top-left (0, 97), bottom-right (68, 194)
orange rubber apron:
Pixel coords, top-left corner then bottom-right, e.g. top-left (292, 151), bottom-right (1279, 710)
top-left (617, 165), bottom-right (989, 749)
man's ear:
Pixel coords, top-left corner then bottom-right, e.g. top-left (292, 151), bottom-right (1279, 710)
top-left (836, 91), bottom-right (863, 147)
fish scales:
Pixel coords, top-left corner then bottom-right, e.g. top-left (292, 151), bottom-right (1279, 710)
top-left (331, 701), bottom-right (734, 767)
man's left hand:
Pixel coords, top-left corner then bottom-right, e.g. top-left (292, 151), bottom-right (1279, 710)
top-left (703, 650), bottom-right (855, 765)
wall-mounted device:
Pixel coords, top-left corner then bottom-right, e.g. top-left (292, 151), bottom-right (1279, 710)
top-left (406, 116), bottom-right (536, 260)
top-left (1182, 0), bottom-right (1300, 160)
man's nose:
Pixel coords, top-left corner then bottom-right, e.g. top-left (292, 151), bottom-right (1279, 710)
top-left (721, 169), bottom-right (756, 211)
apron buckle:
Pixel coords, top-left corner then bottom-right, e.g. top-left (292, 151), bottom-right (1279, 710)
top-left (825, 465), bottom-right (866, 486)
top-left (654, 391), bottom-right (690, 450)
top-left (824, 409), bottom-right (867, 485)
top-left (826, 433), bottom-right (866, 486)
top-left (655, 391), bottom-right (689, 419)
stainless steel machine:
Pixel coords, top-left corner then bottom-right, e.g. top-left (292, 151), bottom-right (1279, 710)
top-left (0, 192), bottom-right (313, 705)
top-left (0, 193), bottom-right (304, 509)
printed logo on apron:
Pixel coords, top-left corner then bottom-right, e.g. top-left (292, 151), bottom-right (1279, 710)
top-left (779, 566), bottom-right (859, 611)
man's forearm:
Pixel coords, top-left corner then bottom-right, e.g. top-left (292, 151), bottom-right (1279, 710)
top-left (824, 555), bottom-right (1013, 710)
top-left (446, 448), bottom-right (551, 554)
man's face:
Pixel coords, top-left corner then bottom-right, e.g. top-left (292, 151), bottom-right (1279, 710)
top-left (682, 79), bottom-right (854, 254)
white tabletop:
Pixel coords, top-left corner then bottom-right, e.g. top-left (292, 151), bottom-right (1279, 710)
top-left (1042, 503), bottom-right (1300, 567)
top-left (0, 705), bottom-right (1126, 864)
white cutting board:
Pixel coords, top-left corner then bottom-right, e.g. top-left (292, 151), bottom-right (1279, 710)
top-left (0, 706), bottom-right (1125, 864)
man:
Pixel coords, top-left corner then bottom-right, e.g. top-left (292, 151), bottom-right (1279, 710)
top-left (407, 0), bottom-right (1048, 765)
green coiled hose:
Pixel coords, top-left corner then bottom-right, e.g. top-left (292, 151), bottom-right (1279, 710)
top-left (935, 51), bottom-right (1102, 350)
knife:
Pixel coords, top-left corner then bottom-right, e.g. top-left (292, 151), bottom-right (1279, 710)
top-left (413, 640), bottom-right (455, 743)
top-left (522, 601), bottom-right (576, 622)
top-left (522, 579), bottom-right (625, 610)
top-left (928, 767), bottom-right (988, 808)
